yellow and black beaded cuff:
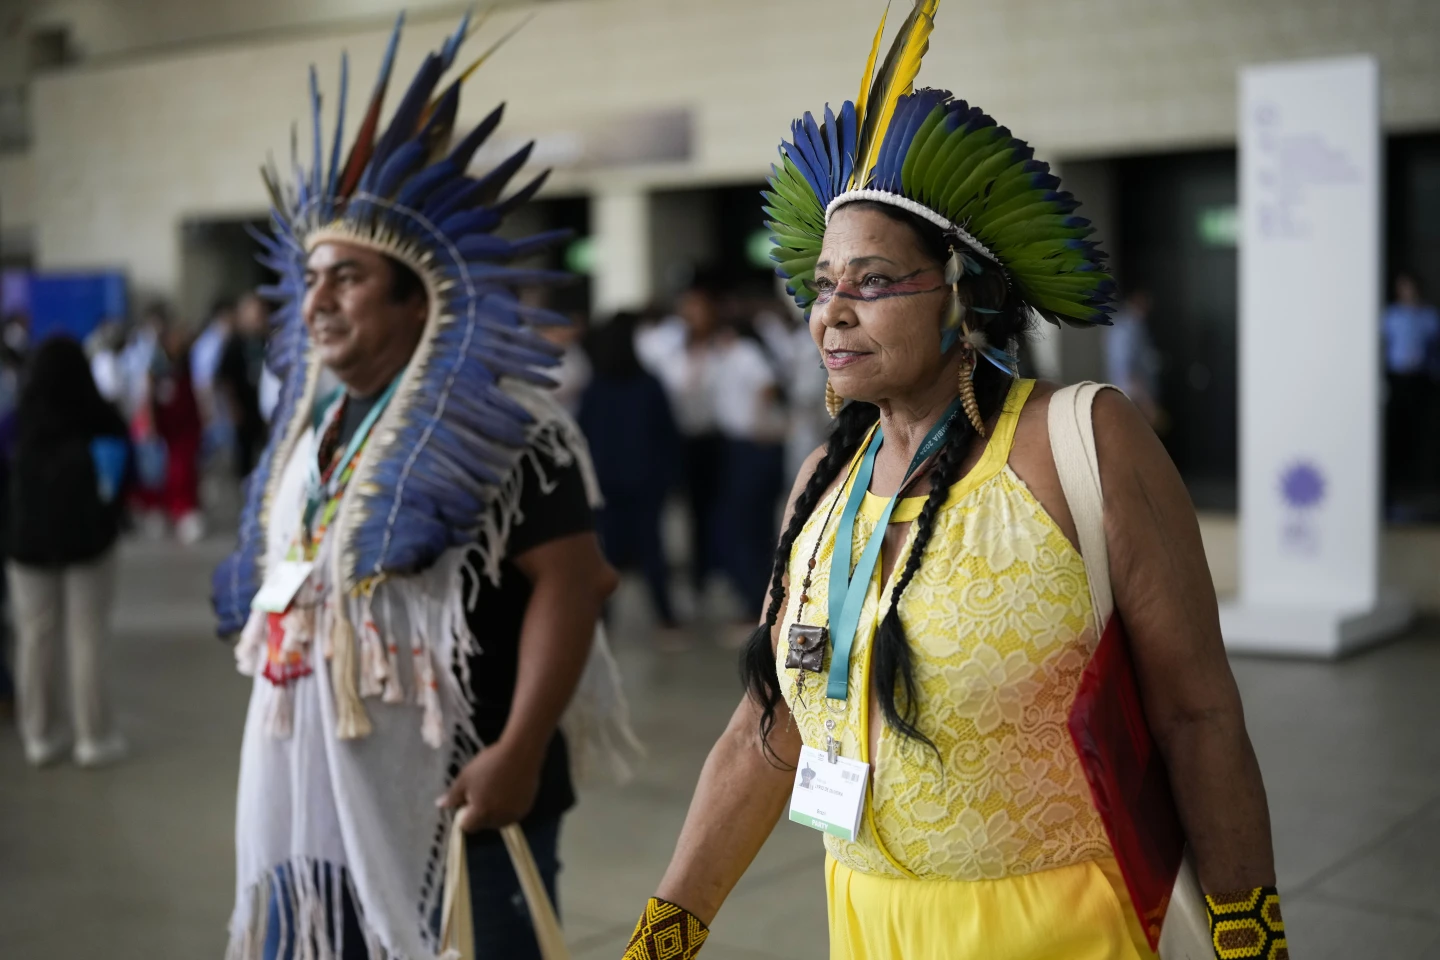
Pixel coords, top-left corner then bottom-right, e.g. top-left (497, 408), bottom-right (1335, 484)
top-left (623, 897), bottom-right (709, 960)
top-left (1206, 886), bottom-right (1287, 959)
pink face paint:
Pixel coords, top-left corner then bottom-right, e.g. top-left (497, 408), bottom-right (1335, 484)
top-left (813, 267), bottom-right (945, 305)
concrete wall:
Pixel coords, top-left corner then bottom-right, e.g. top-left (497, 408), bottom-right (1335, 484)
top-left (21, 0), bottom-right (1440, 299)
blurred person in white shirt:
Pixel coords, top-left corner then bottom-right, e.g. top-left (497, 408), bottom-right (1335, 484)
top-left (709, 310), bottom-right (787, 637)
top-left (637, 277), bottom-right (728, 605)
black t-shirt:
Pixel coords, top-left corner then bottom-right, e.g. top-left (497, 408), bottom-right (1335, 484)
top-left (459, 449), bottom-right (593, 834)
top-left (334, 397), bottom-right (593, 833)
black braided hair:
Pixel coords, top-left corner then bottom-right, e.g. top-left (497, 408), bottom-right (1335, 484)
top-left (741, 399), bottom-right (879, 764)
top-left (741, 199), bottom-right (1031, 764)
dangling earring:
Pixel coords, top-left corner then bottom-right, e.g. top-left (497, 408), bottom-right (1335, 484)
top-left (947, 242), bottom-right (987, 436)
top-left (957, 333), bottom-right (987, 437)
top-left (825, 381), bottom-right (844, 419)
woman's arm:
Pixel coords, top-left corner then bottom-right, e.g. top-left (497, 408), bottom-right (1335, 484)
top-left (626, 445), bottom-right (826, 955)
top-left (1093, 391), bottom-right (1276, 893)
top-left (654, 695), bottom-right (802, 923)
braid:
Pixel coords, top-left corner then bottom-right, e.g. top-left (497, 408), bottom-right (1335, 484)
top-left (742, 400), bottom-right (879, 764)
top-left (871, 365), bottom-right (1011, 757)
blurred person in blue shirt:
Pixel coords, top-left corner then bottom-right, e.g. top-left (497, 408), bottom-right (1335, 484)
top-left (1383, 273), bottom-right (1440, 501)
top-left (1104, 289), bottom-right (1163, 429)
top-left (578, 311), bottom-right (682, 640)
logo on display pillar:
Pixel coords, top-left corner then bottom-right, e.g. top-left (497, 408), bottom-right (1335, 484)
top-left (1279, 461), bottom-right (1326, 556)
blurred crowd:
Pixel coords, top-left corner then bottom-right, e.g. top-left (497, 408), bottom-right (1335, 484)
top-left (567, 272), bottom-right (825, 646)
top-left (0, 292), bottom-right (274, 759)
top-left (0, 257), bottom-right (1436, 759)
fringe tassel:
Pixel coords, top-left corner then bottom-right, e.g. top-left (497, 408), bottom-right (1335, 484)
top-left (358, 614), bottom-right (385, 699)
top-left (227, 858), bottom-right (398, 960)
top-left (330, 612), bottom-right (373, 740)
top-left (413, 643), bottom-right (444, 749)
top-left (266, 684), bottom-right (295, 739)
top-left (235, 611), bottom-right (267, 676)
top-left (379, 591), bottom-right (405, 703)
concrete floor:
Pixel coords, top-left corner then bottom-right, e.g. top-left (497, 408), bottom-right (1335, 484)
top-left (2, 536), bottom-right (1439, 959)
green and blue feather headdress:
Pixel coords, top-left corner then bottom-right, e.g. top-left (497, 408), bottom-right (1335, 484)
top-left (766, 0), bottom-right (1114, 342)
top-left (214, 11), bottom-right (572, 635)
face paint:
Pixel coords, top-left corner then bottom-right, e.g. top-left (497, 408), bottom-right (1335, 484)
top-left (813, 267), bottom-right (946, 305)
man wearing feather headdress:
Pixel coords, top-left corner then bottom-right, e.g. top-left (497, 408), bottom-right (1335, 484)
top-left (212, 14), bottom-right (639, 960)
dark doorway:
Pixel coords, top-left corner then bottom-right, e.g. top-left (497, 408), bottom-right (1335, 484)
top-left (1115, 149), bottom-right (1239, 510)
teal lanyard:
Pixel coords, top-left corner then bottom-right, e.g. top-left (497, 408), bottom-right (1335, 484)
top-left (302, 376), bottom-right (401, 535)
top-left (825, 397), bottom-right (964, 700)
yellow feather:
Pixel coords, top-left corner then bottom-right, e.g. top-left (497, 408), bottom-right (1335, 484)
top-left (450, 11), bottom-right (532, 88)
top-left (420, 10), bottom-right (533, 126)
top-left (855, 1), bottom-right (891, 124)
top-left (851, 0), bottom-right (939, 189)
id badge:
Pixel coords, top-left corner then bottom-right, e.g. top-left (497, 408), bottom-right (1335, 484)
top-left (788, 744), bottom-right (869, 841)
top-left (251, 560), bottom-right (315, 614)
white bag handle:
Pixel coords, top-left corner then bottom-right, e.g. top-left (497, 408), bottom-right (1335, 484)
top-left (1046, 382), bottom-right (1116, 628)
top-left (1046, 382), bottom-right (1212, 959)
top-left (440, 815), bottom-right (571, 960)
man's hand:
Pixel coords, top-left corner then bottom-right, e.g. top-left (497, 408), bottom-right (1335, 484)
top-left (438, 741), bottom-right (545, 832)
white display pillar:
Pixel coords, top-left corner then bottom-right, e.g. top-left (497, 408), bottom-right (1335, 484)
top-left (1220, 56), bottom-right (1411, 657)
top-left (591, 185), bottom-right (653, 315)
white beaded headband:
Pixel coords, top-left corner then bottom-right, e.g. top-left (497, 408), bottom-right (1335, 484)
top-left (825, 189), bottom-right (1001, 265)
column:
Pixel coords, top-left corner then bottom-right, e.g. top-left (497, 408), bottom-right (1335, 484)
top-left (590, 184), bottom-right (653, 315)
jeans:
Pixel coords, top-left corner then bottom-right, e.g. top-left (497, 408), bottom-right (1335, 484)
top-left (261, 817), bottom-right (562, 960)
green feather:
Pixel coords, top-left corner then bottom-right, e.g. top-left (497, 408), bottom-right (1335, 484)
top-left (918, 125), bottom-right (1004, 209)
top-left (941, 145), bottom-right (1023, 217)
top-left (900, 105), bottom-right (948, 191)
top-left (778, 255), bottom-right (819, 277)
top-left (975, 199), bottom-right (1067, 235)
top-left (916, 124), bottom-right (1004, 206)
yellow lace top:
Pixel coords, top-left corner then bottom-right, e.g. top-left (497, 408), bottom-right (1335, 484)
top-left (777, 379), bottom-right (1112, 881)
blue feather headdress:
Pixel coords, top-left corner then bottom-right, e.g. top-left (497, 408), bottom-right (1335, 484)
top-left (766, 0), bottom-right (1114, 331)
top-left (213, 12), bottom-right (573, 636)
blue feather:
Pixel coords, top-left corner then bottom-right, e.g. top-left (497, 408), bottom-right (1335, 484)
top-left (370, 141), bottom-right (428, 199)
top-left (441, 9), bottom-right (470, 69)
top-left (447, 103), bottom-right (506, 171)
top-left (837, 100), bottom-right (858, 190)
top-left (495, 170), bottom-right (551, 217)
top-left (310, 66), bottom-right (323, 208)
top-left (422, 178), bottom-right (485, 221)
top-left (394, 159), bottom-right (459, 209)
top-left (456, 234), bottom-right (514, 260)
top-left (508, 227), bottom-right (572, 259)
top-left (366, 52), bottom-right (443, 185)
top-left (824, 104), bottom-right (842, 197)
top-left (469, 141), bottom-right (534, 205)
top-left (437, 208), bottom-right (503, 239)
top-left (324, 53), bottom-right (348, 219)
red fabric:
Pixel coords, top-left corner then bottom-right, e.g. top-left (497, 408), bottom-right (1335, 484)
top-left (1067, 614), bottom-right (1186, 950)
top-left (132, 371), bottom-right (203, 519)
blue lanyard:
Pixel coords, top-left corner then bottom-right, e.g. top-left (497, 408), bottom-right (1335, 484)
top-left (825, 397), bottom-right (963, 700)
top-left (303, 376), bottom-right (401, 533)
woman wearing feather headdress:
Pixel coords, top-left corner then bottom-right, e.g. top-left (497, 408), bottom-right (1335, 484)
top-left (212, 14), bottom-right (641, 960)
top-left (622, 3), bottom-right (1284, 959)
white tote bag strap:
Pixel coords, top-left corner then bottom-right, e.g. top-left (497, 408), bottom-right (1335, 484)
top-left (1049, 383), bottom-right (1211, 959)
top-left (1047, 381), bottom-right (1119, 630)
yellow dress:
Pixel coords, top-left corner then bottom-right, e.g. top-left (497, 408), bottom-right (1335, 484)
top-left (777, 379), bottom-right (1154, 959)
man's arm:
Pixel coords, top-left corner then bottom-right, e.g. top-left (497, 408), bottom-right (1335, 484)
top-left (443, 530), bottom-right (617, 831)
